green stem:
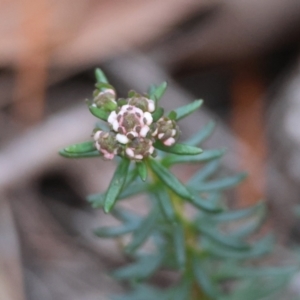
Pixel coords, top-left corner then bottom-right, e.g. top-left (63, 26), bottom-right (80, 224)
top-left (146, 159), bottom-right (209, 300)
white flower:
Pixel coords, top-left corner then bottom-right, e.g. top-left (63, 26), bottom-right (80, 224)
top-left (107, 105), bottom-right (153, 143)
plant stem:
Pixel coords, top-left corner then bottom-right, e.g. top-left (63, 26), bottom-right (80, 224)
top-left (147, 159), bottom-right (208, 299)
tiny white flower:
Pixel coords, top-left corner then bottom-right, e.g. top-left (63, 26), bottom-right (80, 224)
top-left (126, 148), bottom-right (135, 158)
top-left (143, 112), bottom-right (153, 125)
top-left (116, 134), bottom-right (129, 144)
top-left (140, 126), bottom-right (150, 137)
top-left (148, 100), bottom-right (155, 112)
top-left (108, 111), bottom-right (117, 124)
top-left (164, 137), bottom-right (175, 146)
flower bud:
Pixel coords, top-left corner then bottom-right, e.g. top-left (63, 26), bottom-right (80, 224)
top-left (93, 130), bottom-right (119, 160)
top-left (125, 138), bottom-right (155, 160)
top-left (152, 117), bottom-right (180, 146)
top-left (127, 96), bottom-right (155, 112)
top-left (107, 105), bottom-right (153, 144)
top-left (93, 89), bottom-right (117, 111)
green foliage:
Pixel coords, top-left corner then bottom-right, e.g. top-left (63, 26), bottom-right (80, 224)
top-left (59, 68), bottom-right (296, 300)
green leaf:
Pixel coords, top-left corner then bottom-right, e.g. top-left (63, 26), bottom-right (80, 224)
top-left (95, 68), bottom-right (108, 83)
top-left (193, 173), bottom-right (247, 192)
top-left (95, 82), bottom-right (115, 92)
top-left (149, 82), bottom-right (167, 103)
top-left (125, 208), bottom-right (159, 253)
top-left (204, 234), bottom-right (274, 260)
top-left (162, 148), bottom-right (226, 166)
top-left (168, 111), bottom-right (177, 120)
top-left (172, 100), bottom-right (203, 121)
top-left (153, 187), bottom-right (176, 222)
top-left (112, 207), bottom-right (141, 223)
top-left (192, 255), bottom-right (221, 299)
top-left (148, 158), bottom-right (194, 201)
top-left (104, 158), bottom-right (130, 213)
top-left (199, 225), bottom-right (250, 251)
top-left (137, 161), bottom-right (147, 181)
top-left (63, 141), bottom-right (96, 153)
top-left (152, 107), bottom-right (164, 122)
top-left (112, 253), bottom-right (163, 280)
top-left (170, 277), bottom-right (192, 300)
top-left (172, 223), bottom-right (186, 269)
top-left (211, 202), bottom-right (265, 222)
top-left (89, 105), bottom-right (110, 121)
top-left (214, 264), bottom-right (297, 281)
top-left (59, 149), bottom-right (101, 159)
top-left (187, 160), bottom-right (221, 187)
top-left (231, 211), bottom-right (266, 238)
top-left (185, 121), bottom-right (216, 146)
top-left (154, 141), bottom-right (202, 155)
top-left (188, 193), bottom-right (223, 213)
top-left (87, 174), bottom-right (146, 208)
top-left (93, 222), bottom-right (139, 238)
top-left (223, 275), bottom-right (292, 300)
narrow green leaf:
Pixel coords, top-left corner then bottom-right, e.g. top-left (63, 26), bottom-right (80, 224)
top-left (154, 141), bottom-right (202, 155)
top-left (104, 158), bottom-right (130, 213)
top-left (93, 222), bottom-right (139, 238)
top-left (231, 211), bottom-right (266, 238)
top-left (188, 193), bottom-right (223, 213)
top-left (162, 148), bottom-right (226, 166)
top-left (168, 111), bottom-right (177, 120)
top-left (153, 188), bottom-right (176, 222)
top-left (112, 253), bottom-right (163, 280)
top-left (148, 158), bottom-right (194, 201)
top-left (87, 173), bottom-right (145, 208)
top-left (192, 255), bottom-right (221, 299)
top-left (149, 82), bottom-right (167, 103)
top-left (172, 223), bottom-right (186, 269)
top-left (211, 202), bottom-right (265, 222)
top-left (112, 207), bottom-right (141, 223)
top-left (152, 107), bottom-right (164, 122)
top-left (95, 82), bottom-right (115, 92)
top-left (185, 121), bottom-right (216, 146)
top-left (187, 160), bottom-right (221, 187)
top-left (170, 276), bottom-right (192, 300)
top-left (193, 173), bottom-right (247, 192)
top-left (59, 149), bottom-right (101, 159)
top-left (63, 141), bottom-right (96, 153)
top-left (125, 208), bottom-right (158, 253)
top-left (95, 68), bottom-right (108, 83)
top-left (89, 105), bottom-right (110, 121)
top-left (214, 264), bottom-right (297, 281)
top-left (204, 234), bottom-right (274, 259)
top-left (199, 225), bottom-right (250, 250)
top-left (172, 100), bottom-right (203, 121)
top-left (137, 161), bottom-right (147, 181)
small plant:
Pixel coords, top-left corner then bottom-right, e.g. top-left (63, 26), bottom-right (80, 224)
top-left (60, 69), bottom-right (296, 300)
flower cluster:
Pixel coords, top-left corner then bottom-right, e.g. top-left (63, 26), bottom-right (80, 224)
top-left (92, 90), bottom-right (180, 161)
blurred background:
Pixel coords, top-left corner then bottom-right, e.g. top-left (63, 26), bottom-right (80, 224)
top-left (1, 0), bottom-right (300, 299)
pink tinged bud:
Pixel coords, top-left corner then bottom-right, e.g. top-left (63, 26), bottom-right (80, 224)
top-left (171, 129), bottom-right (176, 136)
top-left (93, 130), bottom-right (102, 141)
top-left (158, 133), bottom-right (164, 139)
top-left (143, 112), bottom-right (153, 125)
top-left (108, 111), bottom-right (117, 124)
top-left (102, 150), bottom-right (115, 160)
top-left (135, 154), bottom-right (143, 160)
top-left (164, 137), bottom-right (176, 146)
top-left (140, 126), bottom-right (150, 137)
top-left (149, 146), bottom-right (155, 154)
top-left (116, 134), bottom-right (129, 144)
top-left (148, 100), bottom-right (155, 112)
top-left (126, 148), bottom-right (135, 158)
top-left (112, 120), bottom-right (119, 132)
